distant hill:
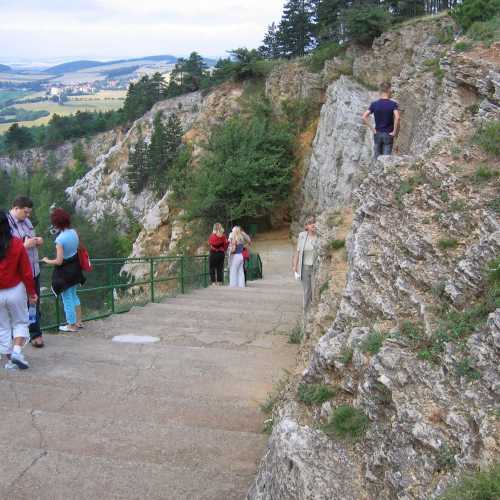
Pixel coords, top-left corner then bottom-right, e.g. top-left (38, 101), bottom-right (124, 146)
top-left (45, 55), bottom-right (216, 76)
top-left (0, 64), bottom-right (12, 72)
top-left (46, 60), bottom-right (105, 74)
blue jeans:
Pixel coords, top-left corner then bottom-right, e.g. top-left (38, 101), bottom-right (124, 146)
top-left (374, 132), bottom-right (394, 158)
top-left (61, 285), bottom-right (80, 325)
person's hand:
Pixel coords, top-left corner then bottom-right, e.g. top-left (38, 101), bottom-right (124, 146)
top-left (24, 237), bottom-right (37, 249)
top-left (35, 236), bottom-right (44, 246)
top-left (41, 257), bottom-right (50, 264)
top-left (28, 294), bottom-right (38, 304)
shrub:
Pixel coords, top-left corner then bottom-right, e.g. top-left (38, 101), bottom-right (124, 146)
top-left (451, 0), bottom-right (500, 30)
top-left (437, 26), bottom-right (455, 44)
top-left (288, 324), bottom-right (304, 344)
top-left (343, 6), bottom-right (391, 46)
top-left (473, 121), bottom-right (500, 156)
top-left (423, 58), bottom-right (445, 81)
top-left (395, 174), bottom-right (426, 204)
top-left (281, 97), bottom-right (319, 133)
top-left (473, 165), bottom-right (499, 182)
top-left (330, 239), bottom-right (345, 250)
top-left (399, 320), bottom-right (426, 347)
top-left (439, 463), bottom-right (500, 499)
top-left (306, 42), bottom-right (345, 72)
top-left (297, 383), bottom-right (338, 406)
top-left (323, 405), bottom-right (369, 440)
top-left (466, 15), bottom-right (500, 45)
top-left (184, 98), bottom-right (294, 224)
top-left (360, 331), bottom-right (384, 355)
top-left (438, 238), bottom-right (459, 250)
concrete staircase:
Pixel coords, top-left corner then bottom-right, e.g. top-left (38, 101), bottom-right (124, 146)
top-left (0, 235), bottom-right (302, 500)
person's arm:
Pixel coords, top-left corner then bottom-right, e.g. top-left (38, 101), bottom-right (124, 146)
top-left (42, 243), bottom-right (64, 266)
top-left (362, 109), bottom-right (375, 133)
top-left (18, 244), bottom-right (37, 300)
top-left (391, 109), bottom-right (400, 137)
top-left (292, 251), bottom-right (299, 273)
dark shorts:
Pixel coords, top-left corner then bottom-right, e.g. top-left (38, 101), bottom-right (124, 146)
top-left (374, 132), bottom-right (394, 159)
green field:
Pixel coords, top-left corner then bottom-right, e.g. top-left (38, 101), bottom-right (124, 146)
top-left (0, 90), bottom-right (126, 133)
top-left (0, 89), bottom-right (31, 106)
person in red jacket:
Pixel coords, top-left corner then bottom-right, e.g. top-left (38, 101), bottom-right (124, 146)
top-left (0, 210), bottom-right (37, 370)
top-left (208, 222), bottom-right (228, 286)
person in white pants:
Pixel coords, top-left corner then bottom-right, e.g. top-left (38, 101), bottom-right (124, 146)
top-left (228, 226), bottom-right (247, 288)
top-left (0, 210), bottom-right (37, 370)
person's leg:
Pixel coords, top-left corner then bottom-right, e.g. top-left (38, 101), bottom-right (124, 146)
top-left (8, 283), bottom-right (30, 369)
top-left (215, 253), bottom-right (225, 284)
top-left (73, 287), bottom-right (82, 327)
top-left (237, 255), bottom-right (245, 288)
top-left (302, 265), bottom-right (313, 311)
top-left (373, 133), bottom-right (383, 159)
top-left (61, 286), bottom-right (78, 328)
top-left (29, 274), bottom-right (44, 346)
top-left (209, 252), bottom-right (217, 284)
top-left (382, 133), bottom-right (394, 155)
top-left (229, 255), bottom-right (237, 287)
top-left (0, 289), bottom-right (13, 360)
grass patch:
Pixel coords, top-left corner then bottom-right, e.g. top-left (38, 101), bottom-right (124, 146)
top-left (330, 239), bottom-right (345, 250)
top-left (455, 357), bottom-right (481, 381)
top-left (360, 331), bottom-right (384, 355)
top-left (319, 280), bottom-right (330, 296)
top-left (260, 372), bottom-right (290, 414)
top-left (489, 197), bottom-right (500, 213)
top-left (423, 58), bottom-right (445, 81)
top-left (288, 323), bottom-right (304, 344)
top-left (473, 164), bottom-right (499, 182)
top-left (297, 383), bottom-right (338, 406)
top-left (449, 199), bottom-right (467, 212)
top-left (473, 121), bottom-right (500, 156)
top-left (340, 347), bottom-right (353, 365)
top-left (454, 41), bottom-right (473, 52)
top-left (437, 25), bottom-right (454, 44)
top-left (438, 238), bottom-right (459, 250)
top-left (395, 174), bottom-right (426, 205)
top-left (439, 463), bottom-right (500, 500)
top-left (262, 417), bottom-right (274, 434)
top-left (436, 443), bottom-right (457, 471)
top-left (323, 405), bottom-right (369, 440)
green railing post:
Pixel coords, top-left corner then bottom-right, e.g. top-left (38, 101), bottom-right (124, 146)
top-left (180, 256), bottom-right (185, 294)
top-left (149, 258), bottom-right (155, 303)
top-left (203, 255), bottom-right (208, 288)
top-left (108, 262), bottom-right (115, 314)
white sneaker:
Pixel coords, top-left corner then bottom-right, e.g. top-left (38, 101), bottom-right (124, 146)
top-left (59, 325), bottom-right (78, 332)
top-left (11, 351), bottom-right (29, 369)
top-left (4, 360), bottom-right (18, 371)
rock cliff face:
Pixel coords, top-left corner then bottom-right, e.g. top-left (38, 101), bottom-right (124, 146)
top-left (249, 15), bottom-right (499, 500)
top-left (0, 129), bottom-right (119, 175)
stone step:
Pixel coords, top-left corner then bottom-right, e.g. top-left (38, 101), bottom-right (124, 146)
top-left (2, 407), bottom-right (266, 472)
top-left (0, 379), bottom-right (264, 433)
top-left (2, 447), bottom-right (255, 500)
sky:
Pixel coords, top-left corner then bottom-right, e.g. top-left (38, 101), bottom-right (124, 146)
top-left (0, 0), bottom-right (285, 65)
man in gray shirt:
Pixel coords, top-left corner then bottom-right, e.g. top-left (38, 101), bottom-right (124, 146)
top-left (8, 196), bottom-right (45, 347)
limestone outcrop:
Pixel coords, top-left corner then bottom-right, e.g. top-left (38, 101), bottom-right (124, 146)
top-left (249, 15), bottom-right (499, 500)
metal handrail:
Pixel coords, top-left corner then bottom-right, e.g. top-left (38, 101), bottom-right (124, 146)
top-left (39, 253), bottom-right (263, 331)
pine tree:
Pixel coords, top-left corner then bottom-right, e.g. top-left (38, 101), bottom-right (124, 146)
top-left (278, 0), bottom-right (316, 57)
top-left (313, 0), bottom-right (347, 43)
top-left (259, 22), bottom-right (282, 59)
top-left (127, 136), bottom-right (148, 194)
top-left (164, 113), bottom-right (183, 164)
top-left (146, 112), bottom-right (168, 197)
